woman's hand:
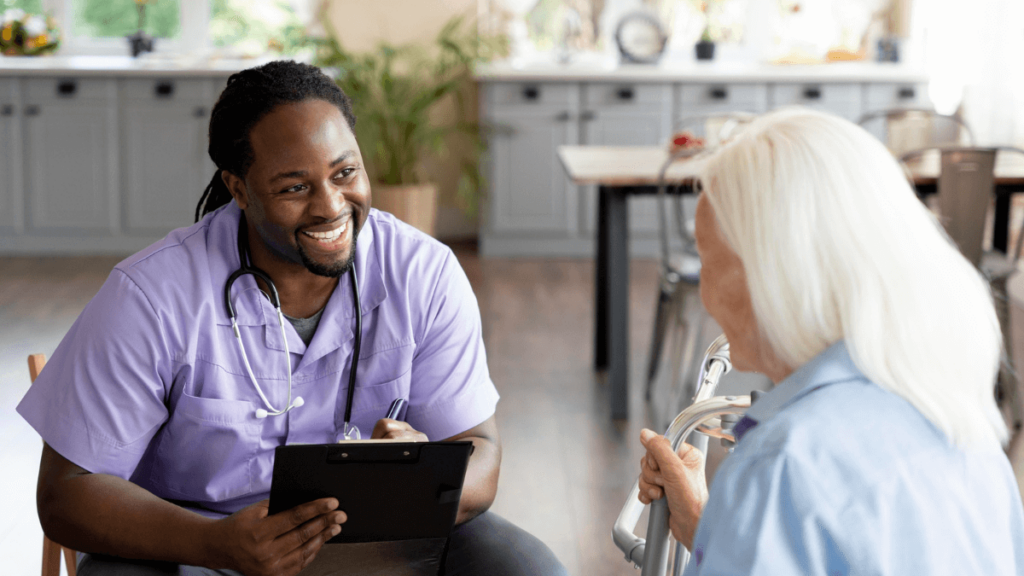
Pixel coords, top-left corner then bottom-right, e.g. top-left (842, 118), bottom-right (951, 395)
top-left (638, 428), bottom-right (709, 550)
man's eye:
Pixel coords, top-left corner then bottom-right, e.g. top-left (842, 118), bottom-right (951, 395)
top-left (281, 184), bottom-right (305, 194)
top-left (336, 167), bottom-right (356, 180)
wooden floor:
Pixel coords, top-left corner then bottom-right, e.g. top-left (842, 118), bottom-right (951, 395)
top-left (0, 248), bottom-right (671, 576)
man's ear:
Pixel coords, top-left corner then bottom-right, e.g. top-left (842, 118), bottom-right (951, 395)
top-left (222, 171), bottom-right (249, 211)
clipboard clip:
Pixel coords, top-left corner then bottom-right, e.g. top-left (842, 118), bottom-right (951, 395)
top-left (326, 444), bottom-right (421, 463)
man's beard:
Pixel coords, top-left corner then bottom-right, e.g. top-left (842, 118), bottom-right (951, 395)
top-left (297, 229), bottom-right (359, 278)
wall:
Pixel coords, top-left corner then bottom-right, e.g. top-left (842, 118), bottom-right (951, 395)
top-left (324, 0), bottom-right (481, 241)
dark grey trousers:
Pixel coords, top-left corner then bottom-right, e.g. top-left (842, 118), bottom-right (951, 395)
top-left (76, 512), bottom-right (568, 576)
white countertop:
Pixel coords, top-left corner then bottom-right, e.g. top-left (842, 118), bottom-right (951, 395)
top-left (475, 58), bottom-right (928, 83)
top-left (0, 54), bottom-right (272, 77)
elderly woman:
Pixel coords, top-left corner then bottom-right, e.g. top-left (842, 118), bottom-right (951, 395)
top-left (638, 108), bottom-right (1024, 574)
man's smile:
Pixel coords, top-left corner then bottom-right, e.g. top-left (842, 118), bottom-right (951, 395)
top-left (299, 214), bottom-right (353, 253)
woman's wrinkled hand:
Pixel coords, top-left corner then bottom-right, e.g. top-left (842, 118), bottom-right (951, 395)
top-left (637, 428), bottom-right (709, 549)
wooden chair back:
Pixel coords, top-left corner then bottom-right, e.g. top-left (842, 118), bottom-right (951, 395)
top-left (28, 354), bottom-right (78, 576)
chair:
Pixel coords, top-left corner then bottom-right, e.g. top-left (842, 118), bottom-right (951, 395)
top-left (858, 108), bottom-right (974, 157)
top-left (899, 146), bottom-right (1024, 453)
top-left (28, 354), bottom-right (78, 576)
top-left (644, 112), bottom-right (754, 428)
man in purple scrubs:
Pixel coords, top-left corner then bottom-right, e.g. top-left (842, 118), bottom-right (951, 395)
top-left (18, 61), bottom-right (566, 576)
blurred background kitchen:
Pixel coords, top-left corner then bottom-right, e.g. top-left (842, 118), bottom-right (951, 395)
top-left (2, 0), bottom-right (1023, 575)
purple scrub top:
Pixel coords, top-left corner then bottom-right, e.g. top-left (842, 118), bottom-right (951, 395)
top-left (17, 203), bottom-right (499, 517)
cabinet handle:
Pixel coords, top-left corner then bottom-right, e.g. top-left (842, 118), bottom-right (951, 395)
top-left (616, 87), bottom-right (634, 101)
top-left (898, 87), bottom-right (916, 100)
top-left (802, 86), bottom-right (822, 100)
top-left (25, 105), bottom-right (40, 116)
top-left (522, 86), bottom-right (540, 101)
top-left (155, 81), bottom-right (175, 98)
top-left (709, 87), bottom-right (728, 100)
top-left (57, 80), bottom-right (77, 97)
top-left (0, 104), bottom-right (13, 116)
top-left (581, 110), bottom-right (596, 121)
top-left (555, 111), bottom-right (571, 122)
top-left (194, 106), bottom-right (207, 118)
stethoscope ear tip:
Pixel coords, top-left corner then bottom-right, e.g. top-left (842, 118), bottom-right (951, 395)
top-left (255, 408), bottom-right (269, 419)
top-left (292, 396), bottom-right (305, 408)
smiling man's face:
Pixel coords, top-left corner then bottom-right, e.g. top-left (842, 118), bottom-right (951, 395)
top-left (228, 98), bottom-right (370, 277)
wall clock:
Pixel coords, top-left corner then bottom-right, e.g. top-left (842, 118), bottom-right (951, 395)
top-left (615, 11), bottom-right (667, 64)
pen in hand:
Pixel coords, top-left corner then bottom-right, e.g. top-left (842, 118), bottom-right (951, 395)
top-left (385, 398), bottom-right (407, 421)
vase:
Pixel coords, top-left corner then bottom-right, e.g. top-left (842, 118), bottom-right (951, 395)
top-left (127, 30), bottom-right (154, 58)
top-left (876, 36), bottom-right (899, 63)
top-left (372, 183), bottom-right (438, 237)
top-left (695, 40), bottom-right (715, 61)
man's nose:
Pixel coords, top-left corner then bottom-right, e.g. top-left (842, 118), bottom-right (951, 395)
top-left (309, 181), bottom-right (346, 219)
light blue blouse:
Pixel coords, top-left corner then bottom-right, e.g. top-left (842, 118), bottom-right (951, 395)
top-left (685, 341), bottom-right (1024, 575)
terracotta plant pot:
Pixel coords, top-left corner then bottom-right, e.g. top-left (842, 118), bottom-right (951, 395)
top-left (372, 183), bottom-right (438, 237)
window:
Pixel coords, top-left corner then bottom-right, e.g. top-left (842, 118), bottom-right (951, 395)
top-left (72, 0), bottom-right (180, 39)
top-left (210, 0), bottom-right (304, 55)
top-left (51, 0), bottom-right (312, 56)
top-left (1, 0), bottom-right (43, 15)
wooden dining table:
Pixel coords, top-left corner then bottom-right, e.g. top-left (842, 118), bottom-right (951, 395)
top-left (557, 145), bottom-right (1024, 420)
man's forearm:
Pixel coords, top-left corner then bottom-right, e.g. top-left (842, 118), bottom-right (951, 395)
top-left (455, 436), bottom-right (501, 524)
top-left (40, 469), bottom-right (217, 566)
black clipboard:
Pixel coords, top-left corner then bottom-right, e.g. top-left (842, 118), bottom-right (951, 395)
top-left (269, 441), bottom-right (474, 544)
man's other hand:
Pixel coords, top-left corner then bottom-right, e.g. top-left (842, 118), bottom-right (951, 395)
top-left (371, 419), bottom-right (429, 441)
top-left (207, 497), bottom-right (346, 576)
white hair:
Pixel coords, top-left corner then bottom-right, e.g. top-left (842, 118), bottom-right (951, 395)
top-left (701, 107), bottom-right (1007, 447)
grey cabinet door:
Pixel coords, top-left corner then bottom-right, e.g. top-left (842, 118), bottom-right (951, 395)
top-left (0, 79), bottom-right (21, 232)
top-left (24, 97), bottom-right (118, 232)
top-left (581, 110), bottom-right (666, 235)
top-left (769, 83), bottom-right (863, 122)
top-left (124, 101), bottom-right (210, 231)
top-left (488, 109), bottom-right (578, 234)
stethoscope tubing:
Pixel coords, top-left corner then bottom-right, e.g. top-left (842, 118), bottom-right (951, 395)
top-left (225, 213), bottom-right (362, 432)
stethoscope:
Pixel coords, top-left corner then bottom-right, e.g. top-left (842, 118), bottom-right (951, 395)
top-left (225, 213), bottom-right (363, 440)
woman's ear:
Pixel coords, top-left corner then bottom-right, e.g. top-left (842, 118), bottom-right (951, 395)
top-left (222, 171), bottom-right (249, 210)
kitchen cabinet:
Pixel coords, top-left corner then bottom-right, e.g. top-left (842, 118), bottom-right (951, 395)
top-left (0, 78), bottom-right (20, 233)
top-left (486, 83), bottom-right (579, 236)
top-left (480, 70), bottom-right (929, 257)
top-left (0, 72), bottom-right (230, 254)
top-left (768, 82), bottom-right (863, 121)
top-left (23, 77), bottom-right (118, 233)
top-left (580, 83), bottom-right (671, 236)
top-left (122, 78), bottom-right (214, 232)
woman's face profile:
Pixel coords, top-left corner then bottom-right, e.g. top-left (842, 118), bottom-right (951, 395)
top-left (694, 193), bottom-right (774, 378)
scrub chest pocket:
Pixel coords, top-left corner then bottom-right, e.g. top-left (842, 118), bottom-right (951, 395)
top-left (152, 389), bottom-right (261, 502)
top-left (147, 344), bottom-right (414, 504)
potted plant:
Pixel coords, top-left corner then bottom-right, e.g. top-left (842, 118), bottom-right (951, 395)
top-left (312, 16), bottom-right (505, 237)
top-left (693, 0), bottom-right (718, 61)
top-left (0, 9), bottom-right (60, 56)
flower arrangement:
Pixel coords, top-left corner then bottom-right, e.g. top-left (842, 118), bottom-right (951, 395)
top-left (0, 9), bottom-right (60, 56)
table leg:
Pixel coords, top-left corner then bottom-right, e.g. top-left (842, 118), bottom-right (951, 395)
top-left (596, 185), bottom-right (630, 420)
top-left (995, 191), bottom-right (1011, 254)
top-left (595, 187), bottom-right (609, 371)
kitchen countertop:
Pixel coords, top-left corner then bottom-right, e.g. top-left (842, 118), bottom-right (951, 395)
top-left (475, 58), bottom-right (928, 83)
top-left (0, 54), bottom-right (273, 77)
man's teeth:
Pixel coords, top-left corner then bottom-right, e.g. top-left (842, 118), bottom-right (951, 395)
top-left (304, 222), bottom-right (347, 242)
